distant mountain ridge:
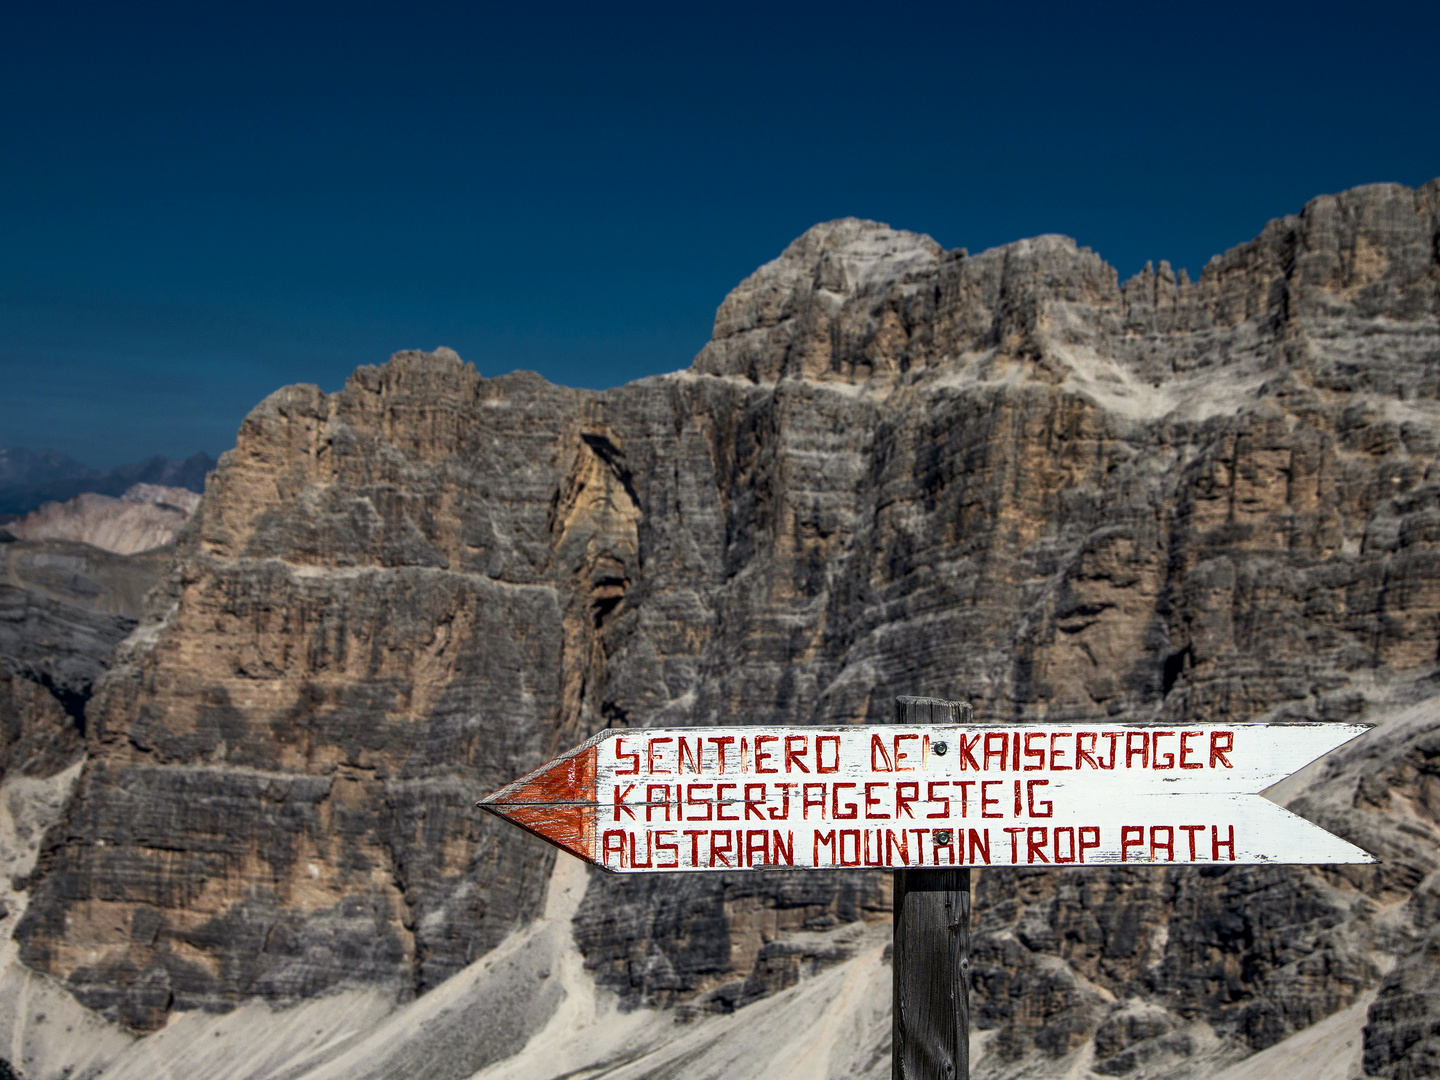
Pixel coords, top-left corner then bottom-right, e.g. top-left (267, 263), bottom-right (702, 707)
top-left (0, 447), bottom-right (91, 490)
top-left (4, 483), bottom-right (202, 555)
top-left (0, 449), bottom-right (215, 517)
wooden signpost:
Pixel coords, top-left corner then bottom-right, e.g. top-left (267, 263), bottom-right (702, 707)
top-left (478, 699), bottom-right (1372, 1079)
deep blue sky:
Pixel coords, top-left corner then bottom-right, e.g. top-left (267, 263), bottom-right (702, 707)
top-left (2, 1), bottom-right (1437, 467)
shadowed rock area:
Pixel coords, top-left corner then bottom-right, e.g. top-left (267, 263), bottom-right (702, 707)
top-left (1, 537), bottom-right (171, 777)
top-left (8, 179), bottom-right (1440, 1078)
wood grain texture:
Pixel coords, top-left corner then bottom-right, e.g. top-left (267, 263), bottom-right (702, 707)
top-left (893, 697), bottom-right (971, 1080)
top-left (894, 867), bottom-right (970, 1080)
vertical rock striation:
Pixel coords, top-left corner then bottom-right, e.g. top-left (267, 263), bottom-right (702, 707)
top-left (12, 181), bottom-right (1440, 1076)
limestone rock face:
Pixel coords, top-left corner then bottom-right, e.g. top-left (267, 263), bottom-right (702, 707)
top-left (13, 180), bottom-right (1440, 1078)
top-left (1366, 925), bottom-right (1440, 1080)
top-left (0, 668), bottom-right (80, 782)
top-left (0, 537), bottom-right (167, 781)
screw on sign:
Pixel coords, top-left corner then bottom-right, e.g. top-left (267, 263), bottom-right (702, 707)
top-left (477, 697), bottom-right (1373, 1080)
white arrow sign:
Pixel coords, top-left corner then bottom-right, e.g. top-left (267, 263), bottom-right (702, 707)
top-left (478, 723), bottom-right (1373, 872)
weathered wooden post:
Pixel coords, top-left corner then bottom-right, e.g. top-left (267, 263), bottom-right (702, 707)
top-left (891, 696), bottom-right (972, 1080)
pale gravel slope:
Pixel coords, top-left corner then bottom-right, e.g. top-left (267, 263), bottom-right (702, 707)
top-left (1206, 994), bottom-right (1372, 1080)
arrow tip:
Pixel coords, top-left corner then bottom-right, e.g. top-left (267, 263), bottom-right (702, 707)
top-left (479, 744), bottom-right (599, 862)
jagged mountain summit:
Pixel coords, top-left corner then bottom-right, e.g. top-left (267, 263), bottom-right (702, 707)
top-left (3, 179), bottom-right (1439, 1080)
top-left (0, 448), bottom-right (92, 492)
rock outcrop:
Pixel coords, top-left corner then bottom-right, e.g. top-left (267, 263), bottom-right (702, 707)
top-left (0, 504), bottom-right (184, 792)
top-left (0, 531), bottom-right (173, 1066)
top-left (11, 179), bottom-right (1440, 1077)
top-left (0, 536), bottom-right (170, 777)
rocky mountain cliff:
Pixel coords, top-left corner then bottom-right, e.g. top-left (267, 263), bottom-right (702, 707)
top-left (1, 536), bottom-right (171, 777)
top-left (9, 179), bottom-right (1440, 1079)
